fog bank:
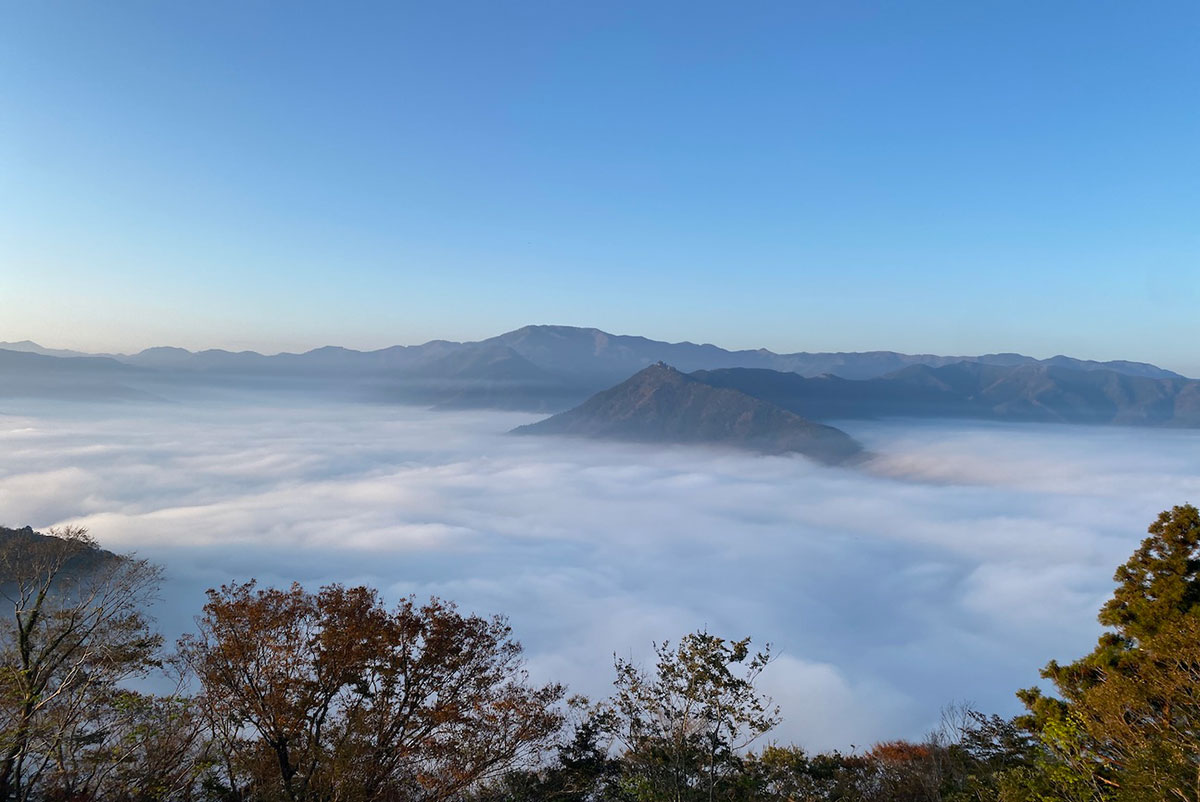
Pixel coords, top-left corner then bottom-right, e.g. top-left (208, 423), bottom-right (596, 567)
top-left (2, 396), bottom-right (1197, 750)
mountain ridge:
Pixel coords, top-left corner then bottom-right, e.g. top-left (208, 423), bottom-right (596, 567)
top-left (4, 325), bottom-right (1183, 381)
top-left (692, 362), bottom-right (1200, 427)
top-left (1, 326), bottom-right (1188, 413)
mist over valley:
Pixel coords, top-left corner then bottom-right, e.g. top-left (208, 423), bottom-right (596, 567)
top-left (2, 373), bottom-right (1195, 749)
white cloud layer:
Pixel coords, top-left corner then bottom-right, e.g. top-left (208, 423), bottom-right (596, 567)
top-left (3, 396), bottom-right (1199, 751)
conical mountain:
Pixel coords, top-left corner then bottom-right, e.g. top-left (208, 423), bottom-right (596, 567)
top-left (513, 363), bottom-right (863, 464)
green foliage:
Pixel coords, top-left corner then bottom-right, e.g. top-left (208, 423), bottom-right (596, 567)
top-left (600, 631), bottom-right (780, 802)
top-left (1018, 504), bottom-right (1200, 802)
top-left (1100, 503), bottom-right (1200, 639)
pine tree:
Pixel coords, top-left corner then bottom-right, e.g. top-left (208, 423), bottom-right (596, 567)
top-left (1099, 503), bottom-right (1200, 640)
top-left (1019, 504), bottom-right (1200, 802)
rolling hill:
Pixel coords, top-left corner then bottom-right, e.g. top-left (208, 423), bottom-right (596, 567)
top-left (692, 362), bottom-right (1200, 426)
top-left (512, 363), bottom-right (864, 464)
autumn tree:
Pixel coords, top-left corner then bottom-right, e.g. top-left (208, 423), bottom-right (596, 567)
top-left (181, 580), bottom-right (564, 802)
top-left (0, 525), bottom-right (166, 802)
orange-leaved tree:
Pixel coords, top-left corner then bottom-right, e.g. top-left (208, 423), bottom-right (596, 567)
top-left (180, 580), bottom-right (564, 802)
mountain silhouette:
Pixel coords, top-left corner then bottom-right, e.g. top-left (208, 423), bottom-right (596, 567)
top-left (513, 363), bottom-right (863, 464)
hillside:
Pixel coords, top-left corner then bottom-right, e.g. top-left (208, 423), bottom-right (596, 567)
top-left (0, 525), bottom-right (124, 580)
top-left (693, 362), bottom-right (1200, 426)
top-left (0, 349), bottom-right (162, 402)
top-left (512, 363), bottom-right (863, 464)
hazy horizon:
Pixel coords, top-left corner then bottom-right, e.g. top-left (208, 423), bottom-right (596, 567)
top-left (4, 322), bottom-right (1195, 379)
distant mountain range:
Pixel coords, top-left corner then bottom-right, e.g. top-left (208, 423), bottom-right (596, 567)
top-left (513, 363), bottom-right (864, 464)
top-left (0, 349), bottom-right (162, 402)
top-left (1, 326), bottom-right (1194, 421)
top-left (509, 357), bottom-right (1200, 458)
top-left (692, 362), bottom-right (1200, 427)
top-left (2, 325), bottom-right (1182, 381)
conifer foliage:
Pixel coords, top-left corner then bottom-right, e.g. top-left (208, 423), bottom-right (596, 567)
top-left (1020, 504), bottom-right (1200, 801)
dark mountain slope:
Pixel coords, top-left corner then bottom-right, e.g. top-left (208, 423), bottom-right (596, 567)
top-left (0, 349), bottom-right (140, 375)
top-left (0, 525), bottom-right (124, 579)
top-left (0, 349), bottom-right (162, 402)
top-left (0, 341), bottom-right (93, 358)
top-left (406, 344), bottom-right (590, 411)
top-left (487, 325), bottom-right (745, 382)
top-left (513, 363), bottom-right (863, 463)
top-left (407, 344), bottom-right (557, 382)
top-left (693, 362), bottom-right (1200, 426)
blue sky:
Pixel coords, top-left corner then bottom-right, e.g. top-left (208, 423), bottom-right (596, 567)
top-left (2, 2), bottom-right (1198, 371)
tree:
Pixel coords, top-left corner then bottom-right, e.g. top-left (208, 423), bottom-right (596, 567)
top-left (465, 699), bottom-right (629, 802)
top-left (0, 525), bottom-right (165, 802)
top-left (52, 685), bottom-right (210, 802)
top-left (600, 631), bottom-right (780, 802)
top-left (1019, 504), bottom-right (1200, 802)
top-left (180, 580), bottom-right (565, 802)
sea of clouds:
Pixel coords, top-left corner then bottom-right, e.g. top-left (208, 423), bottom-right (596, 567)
top-left (2, 392), bottom-right (1199, 750)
